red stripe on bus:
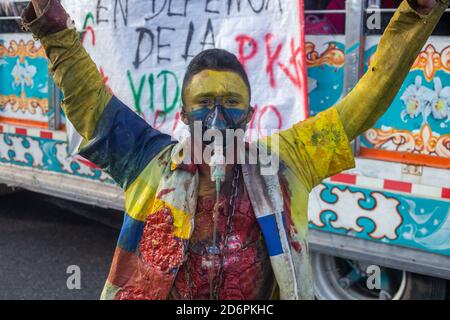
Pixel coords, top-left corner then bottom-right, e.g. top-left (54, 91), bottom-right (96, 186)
top-left (40, 131), bottom-right (53, 139)
top-left (330, 173), bottom-right (357, 185)
top-left (383, 179), bottom-right (412, 193)
top-left (442, 188), bottom-right (450, 199)
top-left (15, 128), bottom-right (27, 135)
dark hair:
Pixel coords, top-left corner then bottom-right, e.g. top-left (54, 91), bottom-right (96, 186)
top-left (181, 49), bottom-right (251, 106)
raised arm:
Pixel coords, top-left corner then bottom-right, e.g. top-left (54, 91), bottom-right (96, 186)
top-left (22, 0), bottom-right (111, 141)
top-left (21, 0), bottom-right (176, 189)
top-left (336, 0), bottom-right (449, 142)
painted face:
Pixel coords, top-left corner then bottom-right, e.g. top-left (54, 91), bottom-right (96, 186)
top-left (183, 70), bottom-right (251, 132)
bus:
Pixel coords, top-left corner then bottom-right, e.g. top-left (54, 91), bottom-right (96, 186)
top-left (1, 0), bottom-right (449, 299)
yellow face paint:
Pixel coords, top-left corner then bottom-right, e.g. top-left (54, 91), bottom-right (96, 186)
top-left (183, 69), bottom-right (250, 112)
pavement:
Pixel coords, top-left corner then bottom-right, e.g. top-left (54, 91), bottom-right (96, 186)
top-left (0, 190), bottom-right (121, 300)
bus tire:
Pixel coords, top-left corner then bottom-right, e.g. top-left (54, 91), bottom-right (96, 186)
top-left (312, 252), bottom-right (447, 300)
top-left (401, 273), bottom-right (447, 300)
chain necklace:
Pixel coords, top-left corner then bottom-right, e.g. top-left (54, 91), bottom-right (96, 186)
top-left (213, 164), bottom-right (241, 299)
top-left (184, 164), bottom-right (241, 300)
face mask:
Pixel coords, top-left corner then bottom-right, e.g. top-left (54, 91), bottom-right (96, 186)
top-left (186, 98), bottom-right (250, 146)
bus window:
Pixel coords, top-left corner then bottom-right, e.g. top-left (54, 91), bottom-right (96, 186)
top-left (0, 1), bottom-right (29, 33)
top-left (305, 0), bottom-right (346, 35)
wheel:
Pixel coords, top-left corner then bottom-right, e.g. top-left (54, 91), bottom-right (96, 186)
top-left (312, 252), bottom-right (447, 300)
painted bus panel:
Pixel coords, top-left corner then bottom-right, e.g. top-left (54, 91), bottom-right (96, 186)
top-left (0, 34), bottom-right (50, 128)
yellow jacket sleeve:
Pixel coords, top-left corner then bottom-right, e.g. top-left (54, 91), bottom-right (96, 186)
top-left (40, 27), bottom-right (112, 141)
top-left (20, 0), bottom-right (112, 142)
top-left (267, 106), bottom-right (355, 190)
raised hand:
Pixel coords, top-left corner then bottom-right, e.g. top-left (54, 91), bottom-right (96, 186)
top-left (413, 0), bottom-right (438, 15)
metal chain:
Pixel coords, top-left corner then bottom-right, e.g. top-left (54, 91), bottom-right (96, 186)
top-left (213, 164), bottom-right (241, 299)
top-left (183, 164), bottom-right (241, 300)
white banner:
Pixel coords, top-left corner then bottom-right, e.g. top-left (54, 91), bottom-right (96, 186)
top-left (61, 0), bottom-right (308, 141)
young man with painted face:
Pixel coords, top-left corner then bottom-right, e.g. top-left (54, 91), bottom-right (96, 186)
top-left (21, 0), bottom-right (448, 300)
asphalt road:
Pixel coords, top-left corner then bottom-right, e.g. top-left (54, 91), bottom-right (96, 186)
top-left (0, 190), bottom-right (121, 300)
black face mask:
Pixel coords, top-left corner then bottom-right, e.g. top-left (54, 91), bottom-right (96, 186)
top-left (187, 100), bottom-right (250, 146)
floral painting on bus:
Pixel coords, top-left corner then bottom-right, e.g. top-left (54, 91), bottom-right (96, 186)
top-left (0, 34), bottom-right (49, 127)
top-left (361, 38), bottom-right (450, 160)
top-left (306, 36), bottom-right (449, 162)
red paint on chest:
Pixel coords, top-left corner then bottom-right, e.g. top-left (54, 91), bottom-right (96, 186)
top-left (139, 207), bottom-right (183, 273)
top-left (172, 193), bottom-right (273, 300)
